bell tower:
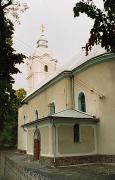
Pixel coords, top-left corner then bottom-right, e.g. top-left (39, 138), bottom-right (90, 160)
top-left (26, 25), bottom-right (58, 94)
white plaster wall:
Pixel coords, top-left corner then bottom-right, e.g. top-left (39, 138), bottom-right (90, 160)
top-left (19, 56), bottom-right (115, 156)
top-left (27, 128), bottom-right (35, 155)
top-left (18, 107), bottom-right (27, 151)
top-left (74, 59), bottom-right (115, 154)
top-left (20, 77), bottom-right (72, 122)
top-left (18, 77), bottom-right (72, 154)
top-left (40, 126), bottom-right (50, 156)
top-left (26, 124), bottom-right (53, 157)
top-left (57, 124), bottom-right (96, 156)
top-left (26, 54), bottom-right (57, 94)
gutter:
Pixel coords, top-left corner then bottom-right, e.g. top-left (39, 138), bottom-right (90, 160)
top-left (71, 75), bottom-right (75, 109)
top-left (52, 119), bottom-right (56, 163)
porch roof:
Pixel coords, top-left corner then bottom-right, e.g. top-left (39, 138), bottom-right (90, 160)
top-left (51, 109), bottom-right (95, 119)
top-left (22, 109), bottom-right (99, 128)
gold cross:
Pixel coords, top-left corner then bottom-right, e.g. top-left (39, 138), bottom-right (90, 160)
top-left (41, 24), bottom-right (45, 33)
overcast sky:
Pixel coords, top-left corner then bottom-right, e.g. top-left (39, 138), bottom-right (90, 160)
top-left (13, 0), bottom-right (103, 89)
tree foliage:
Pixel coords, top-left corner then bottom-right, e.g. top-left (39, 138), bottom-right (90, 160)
top-left (0, 0), bottom-right (26, 82)
top-left (0, 0), bottom-right (27, 146)
top-left (73, 0), bottom-right (115, 55)
top-left (0, 88), bottom-right (26, 146)
top-left (16, 88), bottom-right (26, 101)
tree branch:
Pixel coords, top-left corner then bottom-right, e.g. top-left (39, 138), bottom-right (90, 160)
top-left (0, 0), bottom-right (2, 8)
top-left (2, 0), bottom-right (12, 9)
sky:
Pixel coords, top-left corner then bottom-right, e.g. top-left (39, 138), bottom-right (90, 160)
top-left (13, 0), bottom-right (103, 90)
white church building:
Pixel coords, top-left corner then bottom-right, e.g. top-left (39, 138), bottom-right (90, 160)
top-left (18, 27), bottom-right (115, 166)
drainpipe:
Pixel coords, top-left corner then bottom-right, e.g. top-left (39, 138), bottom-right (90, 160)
top-left (52, 119), bottom-right (56, 163)
top-left (71, 75), bottom-right (75, 109)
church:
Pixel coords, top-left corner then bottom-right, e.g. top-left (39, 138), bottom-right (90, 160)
top-left (18, 26), bottom-right (115, 167)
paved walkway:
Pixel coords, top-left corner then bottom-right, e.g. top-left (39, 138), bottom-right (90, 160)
top-left (1, 152), bottom-right (115, 180)
top-left (24, 166), bottom-right (115, 180)
top-left (9, 153), bottom-right (115, 180)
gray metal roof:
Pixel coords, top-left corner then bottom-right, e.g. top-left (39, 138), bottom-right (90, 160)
top-left (22, 109), bottom-right (99, 128)
top-left (51, 109), bottom-right (95, 119)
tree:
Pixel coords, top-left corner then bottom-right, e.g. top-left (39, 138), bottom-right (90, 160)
top-left (0, 0), bottom-right (26, 82)
top-left (0, 88), bottom-right (26, 146)
top-left (0, 1), bottom-right (27, 146)
top-left (73, 0), bottom-right (115, 55)
top-left (16, 88), bottom-right (27, 102)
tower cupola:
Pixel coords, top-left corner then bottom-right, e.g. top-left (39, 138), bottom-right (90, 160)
top-left (37, 25), bottom-right (48, 48)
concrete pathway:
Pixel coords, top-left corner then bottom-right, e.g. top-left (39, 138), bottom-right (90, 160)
top-left (2, 152), bottom-right (115, 180)
top-left (24, 165), bottom-right (115, 180)
top-left (11, 154), bottom-right (115, 180)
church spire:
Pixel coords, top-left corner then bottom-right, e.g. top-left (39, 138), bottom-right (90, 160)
top-left (37, 24), bottom-right (48, 48)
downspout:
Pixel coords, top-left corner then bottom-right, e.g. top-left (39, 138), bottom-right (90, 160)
top-left (22, 126), bottom-right (28, 153)
top-left (52, 119), bottom-right (56, 163)
top-left (71, 75), bottom-right (75, 109)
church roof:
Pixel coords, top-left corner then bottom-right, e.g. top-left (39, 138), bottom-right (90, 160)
top-left (23, 48), bottom-right (115, 102)
top-left (65, 45), bottom-right (106, 71)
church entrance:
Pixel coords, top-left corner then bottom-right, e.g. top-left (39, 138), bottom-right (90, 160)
top-left (34, 128), bottom-right (40, 160)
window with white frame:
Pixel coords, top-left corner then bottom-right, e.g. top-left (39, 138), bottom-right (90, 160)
top-left (78, 92), bottom-right (86, 112)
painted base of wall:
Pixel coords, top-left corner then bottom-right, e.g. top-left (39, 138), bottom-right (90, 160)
top-left (39, 155), bottom-right (115, 167)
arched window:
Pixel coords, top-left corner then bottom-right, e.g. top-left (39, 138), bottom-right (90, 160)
top-left (49, 102), bottom-right (55, 115)
top-left (35, 110), bottom-right (38, 120)
top-left (44, 65), bottom-right (48, 72)
top-left (74, 124), bottom-right (80, 143)
top-left (78, 92), bottom-right (86, 112)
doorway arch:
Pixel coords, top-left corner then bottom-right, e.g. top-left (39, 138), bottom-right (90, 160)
top-left (34, 128), bottom-right (40, 160)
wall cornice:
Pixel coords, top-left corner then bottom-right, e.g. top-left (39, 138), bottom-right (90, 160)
top-left (72, 53), bottom-right (115, 76)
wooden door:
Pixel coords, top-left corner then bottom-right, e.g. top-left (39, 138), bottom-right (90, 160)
top-left (34, 139), bottom-right (40, 160)
top-left (34, 128), bottom-right (40, 160)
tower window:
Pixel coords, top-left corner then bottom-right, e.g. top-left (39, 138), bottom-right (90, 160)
top-left (78, 92), bottom-right (86, 112)
top-left (74, 124), bottom-right (80, 143)
top-left (44, 65), bottom-right (48, 72)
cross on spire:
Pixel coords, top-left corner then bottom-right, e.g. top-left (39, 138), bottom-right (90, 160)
top-left (41, 24), bottom-right (45, 33)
